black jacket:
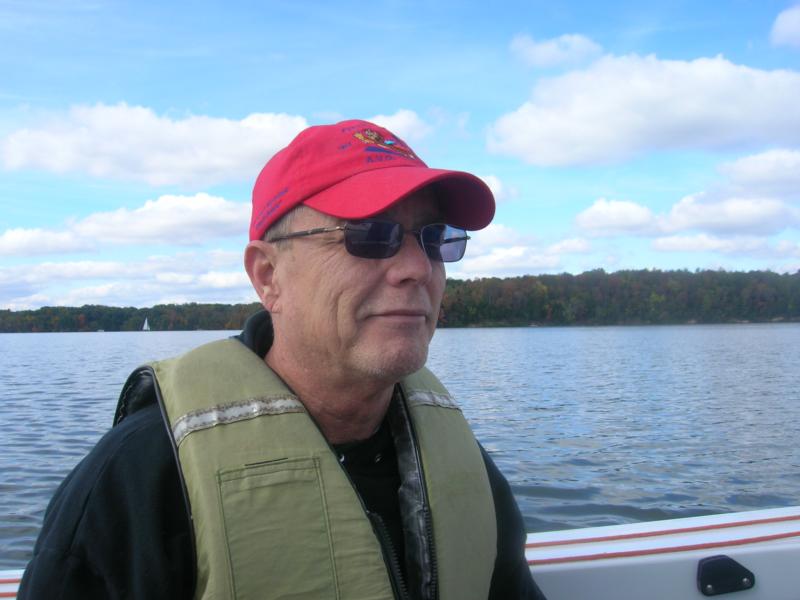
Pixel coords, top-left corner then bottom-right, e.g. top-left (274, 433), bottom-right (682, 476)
top-left (19, 312), bottom-right (545, 599)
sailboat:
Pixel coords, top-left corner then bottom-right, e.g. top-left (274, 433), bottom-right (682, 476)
top-left (142, 317), bottom-right (150, 331)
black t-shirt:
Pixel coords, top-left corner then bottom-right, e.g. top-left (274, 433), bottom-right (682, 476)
top-left (334, 417), bottom-right (406, 578)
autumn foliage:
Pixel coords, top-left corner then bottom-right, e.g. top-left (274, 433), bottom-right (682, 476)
top-left (2, 269), bottom-right (799, 332)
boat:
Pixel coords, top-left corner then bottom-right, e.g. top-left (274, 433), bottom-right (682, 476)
top-left (526, 505), bottom-right (800, 599)
top-left (3, 505), bottom-right (799, 598)
top-left (0, 571), bottom-right (22, 598)
top-left (142, 318), bottom-right (150, 331)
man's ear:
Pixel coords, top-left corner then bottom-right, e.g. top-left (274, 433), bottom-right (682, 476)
top-left (244, 240), bottom-right (282, 313)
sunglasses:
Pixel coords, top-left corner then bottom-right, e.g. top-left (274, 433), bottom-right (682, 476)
top-left (268, 219), bottom-right (470, 262)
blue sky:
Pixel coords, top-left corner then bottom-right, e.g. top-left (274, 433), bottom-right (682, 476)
top-left (1, 0), bottom-right (799, 309)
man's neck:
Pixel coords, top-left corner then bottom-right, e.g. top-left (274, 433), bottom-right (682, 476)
top-left (264, 349), bottom-right (394, 444)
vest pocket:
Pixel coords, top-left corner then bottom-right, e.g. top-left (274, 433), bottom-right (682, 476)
top-left (218, 456), bottom-right (338, 599)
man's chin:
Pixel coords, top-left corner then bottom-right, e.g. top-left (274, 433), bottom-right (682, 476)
top-left (354, 343), bottom-right (429, 382)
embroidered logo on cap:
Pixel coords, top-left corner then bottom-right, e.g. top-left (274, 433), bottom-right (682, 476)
top-left (353, 128), bottom-right (419, 161)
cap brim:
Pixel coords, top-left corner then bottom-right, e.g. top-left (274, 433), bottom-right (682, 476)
top-left (303, 166), bottom-right (495, 230)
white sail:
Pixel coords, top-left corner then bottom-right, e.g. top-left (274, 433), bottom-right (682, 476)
top-left (142, 318), bottom-right (150, 331)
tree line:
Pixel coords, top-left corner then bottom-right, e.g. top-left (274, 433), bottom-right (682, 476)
top-left (439, 269), bottom-right (800, 327)
top-left (2, 269), bottom-right (799, 333)
top-left (0, 302), bottom-right (262, 333)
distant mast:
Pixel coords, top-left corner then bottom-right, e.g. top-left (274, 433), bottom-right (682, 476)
top-left (142, 317), bottom-right (151, 332)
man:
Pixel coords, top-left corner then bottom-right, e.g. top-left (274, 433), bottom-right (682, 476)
top-left (20, 120), bottom-right (545, 599)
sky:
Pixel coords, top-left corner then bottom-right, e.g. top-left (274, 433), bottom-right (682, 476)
top-left (1, 0), bottom-right (800, 310)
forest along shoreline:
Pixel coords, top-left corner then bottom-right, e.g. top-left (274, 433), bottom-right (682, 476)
top-left (2, 269), bottom-right (799, 332)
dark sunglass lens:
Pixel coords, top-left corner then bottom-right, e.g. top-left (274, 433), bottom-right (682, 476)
top-left (421, 224), bottom-right (468, 262)
top-left (344, 221), bottom-right (403, 259)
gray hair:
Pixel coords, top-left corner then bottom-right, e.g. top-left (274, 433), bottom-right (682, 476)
top-left (262, 205), bottom-right (316, 247)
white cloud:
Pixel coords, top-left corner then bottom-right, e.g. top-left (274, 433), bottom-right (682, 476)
top-left (652, 234), bottom-right (768, 254)
top-left (2, 294), bottom-right (50, 311)
top-left (664, 194), bottom-right (796, 234)
top-left (575, 199), bottom-right (656, 236)
top-left (207, 249), bottom-right (245, 268)
top-left (510, 33), bottom-right (602, 68)
top-left (0, 228), bottom-right (89, 255)
top-left (576, 191), bottom-right (799, 240)
top-left (155, 272), bottom-right (196, 285)
top-left (720, 149), bottom-right (800, 196)
top-left (467, 223), bottom-right (533, 254)
top-left (1, 259), bottom-right (161, 285)
top-left (368, 109), bottom-right (431, 141)
top-left (1, 103), bottom-right (308, 185)
top-left (0, 261), bottom-right (151, 307)
top-left (45, 281), bottom-right (179, 309)
top-left (488, 54), bottom-right (800, 166)
top-left (0, 193), bottom-right (249, 256)
top-left (459, 246), bottom-right (561, 276)
top-left (19, 277), bottom-right (254, 309)
top-left (73, 193), bottom-right (249, 245)
top-left (453, 224), bottom-right (588, 277)
top-left (197, 271), bottom-right (250, 289)
top-left (0, 252), bottom-right (256, 309)
top-left (58, 283), bottom-right (127, 305)
top-left (776, 240), bottom-right (800, 257)
top-left (478, 174), bottom-right (517, 202)
top-left (546, 238), bottom-right (591, 254)
top-left (771, 5), bottom-right (800, 48)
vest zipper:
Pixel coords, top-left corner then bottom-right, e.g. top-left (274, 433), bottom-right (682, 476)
top-left (423, 506), bottom-right (438, 600)
top-left (369, 511), bottom-right (411, 600)
top-left (313, 396), bottom-right (419, 600)
top-left (329, 443), bottom-right (409, 600)
top-left (397, 391), bottom-right (439, 600)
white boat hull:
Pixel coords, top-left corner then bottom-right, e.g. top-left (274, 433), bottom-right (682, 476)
top-left (526, 506), bottom-right (800, 599)
top-left (0, 570), bottom-right (22, 598)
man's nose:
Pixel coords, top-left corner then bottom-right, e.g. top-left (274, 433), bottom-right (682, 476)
top-left (385, 230), bottom-right (434, 284)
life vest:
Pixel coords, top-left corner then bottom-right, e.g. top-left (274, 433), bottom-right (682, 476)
top-left (141, 338), bottom-right (496, 600)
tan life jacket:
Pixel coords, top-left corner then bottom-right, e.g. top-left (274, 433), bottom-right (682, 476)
top-left (147, 338), bottom-right (496, 600)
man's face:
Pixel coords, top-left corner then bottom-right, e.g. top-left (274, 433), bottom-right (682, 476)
top-left (269, 188), bottom-right (447, 386)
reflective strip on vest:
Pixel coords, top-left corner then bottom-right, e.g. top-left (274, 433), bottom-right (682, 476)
top-left (150, 338), bottom-right (496, 600)
top-left (172, 396), bottom-right (304, 445)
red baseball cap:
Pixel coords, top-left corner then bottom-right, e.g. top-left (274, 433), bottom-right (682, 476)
top-left (250, 119), bottom-right (495, 241)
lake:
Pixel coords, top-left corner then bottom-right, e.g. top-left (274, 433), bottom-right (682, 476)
top-left (1, 323), bottom-right (799, 569)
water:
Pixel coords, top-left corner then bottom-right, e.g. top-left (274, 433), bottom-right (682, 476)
top-left (2, 324), bottom-right (799, 569)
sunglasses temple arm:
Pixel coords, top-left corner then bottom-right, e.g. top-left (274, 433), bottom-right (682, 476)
top-left (271, 225), bottom-right (346, 242)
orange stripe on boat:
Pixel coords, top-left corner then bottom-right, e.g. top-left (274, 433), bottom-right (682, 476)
top-left (526, 513), bottom-right (800, 549)
top-left (528, 529), bottom-right (800, 565)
